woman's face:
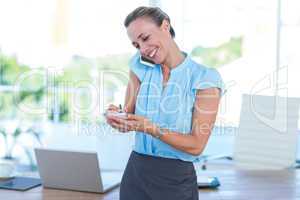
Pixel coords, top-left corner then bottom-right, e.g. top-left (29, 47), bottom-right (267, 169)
top-left (126, 17), bottom-right (171, 65)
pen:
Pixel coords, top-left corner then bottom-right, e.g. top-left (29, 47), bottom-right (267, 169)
top-left (119, 104), bottom-right (123, 112)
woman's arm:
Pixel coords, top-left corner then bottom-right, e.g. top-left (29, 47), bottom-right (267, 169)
top-left (151, 88), bottom-right (221, 156)
top-left (105, 71), bottom-right (140, 127)
top-left (123, 71), bottom-right (141, 114)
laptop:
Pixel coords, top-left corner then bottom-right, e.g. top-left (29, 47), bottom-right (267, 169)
top-left (34, 148), bottom-right (122, 193)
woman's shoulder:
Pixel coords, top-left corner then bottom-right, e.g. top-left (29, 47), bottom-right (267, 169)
top-left (187, 57), bottom-right (220, 79)
top-left (129, 52), bottom-right (152, 82)
top-left (129, 52), bottom-right (144, 68)
top-left (187, 57), bottom-right (225, 94)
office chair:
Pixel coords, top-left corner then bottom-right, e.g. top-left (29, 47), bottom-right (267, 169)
top-left (198, 94), bottom-right (300, 170)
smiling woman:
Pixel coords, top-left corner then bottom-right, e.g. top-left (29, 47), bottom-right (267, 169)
top-left (105, 6), bottom-right (225, 200)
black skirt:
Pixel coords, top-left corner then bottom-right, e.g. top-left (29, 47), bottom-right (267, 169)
top-left (120, 151), bottom-right (198, 200)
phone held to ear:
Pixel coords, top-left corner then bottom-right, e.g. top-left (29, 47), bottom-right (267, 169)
top-left (140, 56), bottom-right (155, 67)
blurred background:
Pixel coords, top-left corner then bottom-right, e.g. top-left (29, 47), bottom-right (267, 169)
top-left (0, 0), bottom-right (299, 170)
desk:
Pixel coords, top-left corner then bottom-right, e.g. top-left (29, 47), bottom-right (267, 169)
top-left (0, 170), bottom-right (299, 200)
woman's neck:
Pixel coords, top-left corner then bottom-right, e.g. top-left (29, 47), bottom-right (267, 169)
top-left (162, 43), bottom-right (185, 69)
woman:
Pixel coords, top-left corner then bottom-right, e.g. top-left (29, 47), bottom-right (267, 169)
top-left (106, 6), bottom-right (224, 200)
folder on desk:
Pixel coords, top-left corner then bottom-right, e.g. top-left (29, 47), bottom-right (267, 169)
top-left (0, 177), bottom-right (41, 191)
top-left (197, 176), bottom-right (220, 189)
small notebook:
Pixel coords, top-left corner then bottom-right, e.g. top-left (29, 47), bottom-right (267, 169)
top-left (197, 176), bottom-right (220, 189)
top-left (0, 177), bottom-right (42, 191)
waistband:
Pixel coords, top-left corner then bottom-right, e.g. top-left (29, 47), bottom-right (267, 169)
top-left (130, 151), bottom-right (195, 176)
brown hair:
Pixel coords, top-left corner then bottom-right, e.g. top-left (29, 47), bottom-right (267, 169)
top-left (124, 6), bottom-right (175, 38)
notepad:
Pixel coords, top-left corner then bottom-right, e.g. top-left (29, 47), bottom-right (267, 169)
top-left (0, 177), bottom-right (41, 191)
top-left (197, 176), bottom-right (220, 189)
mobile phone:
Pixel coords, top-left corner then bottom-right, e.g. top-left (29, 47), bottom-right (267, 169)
top-left (104, 111), bottom-right (127, 119)
top-left (140, 56), bottom-right (155, 67)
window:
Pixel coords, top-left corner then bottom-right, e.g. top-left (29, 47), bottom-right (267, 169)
top-left (0, 0), bottom-right (147, 168)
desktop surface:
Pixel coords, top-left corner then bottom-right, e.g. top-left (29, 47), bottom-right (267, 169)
top-left (0, 170), bottom-right (299, 200)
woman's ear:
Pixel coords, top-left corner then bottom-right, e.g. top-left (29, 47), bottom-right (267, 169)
top-left (161, 19), bottom-right (170, 34)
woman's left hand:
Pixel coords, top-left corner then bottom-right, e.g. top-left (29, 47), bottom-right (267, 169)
top-left (107, 114), bottom-right (156, 134)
